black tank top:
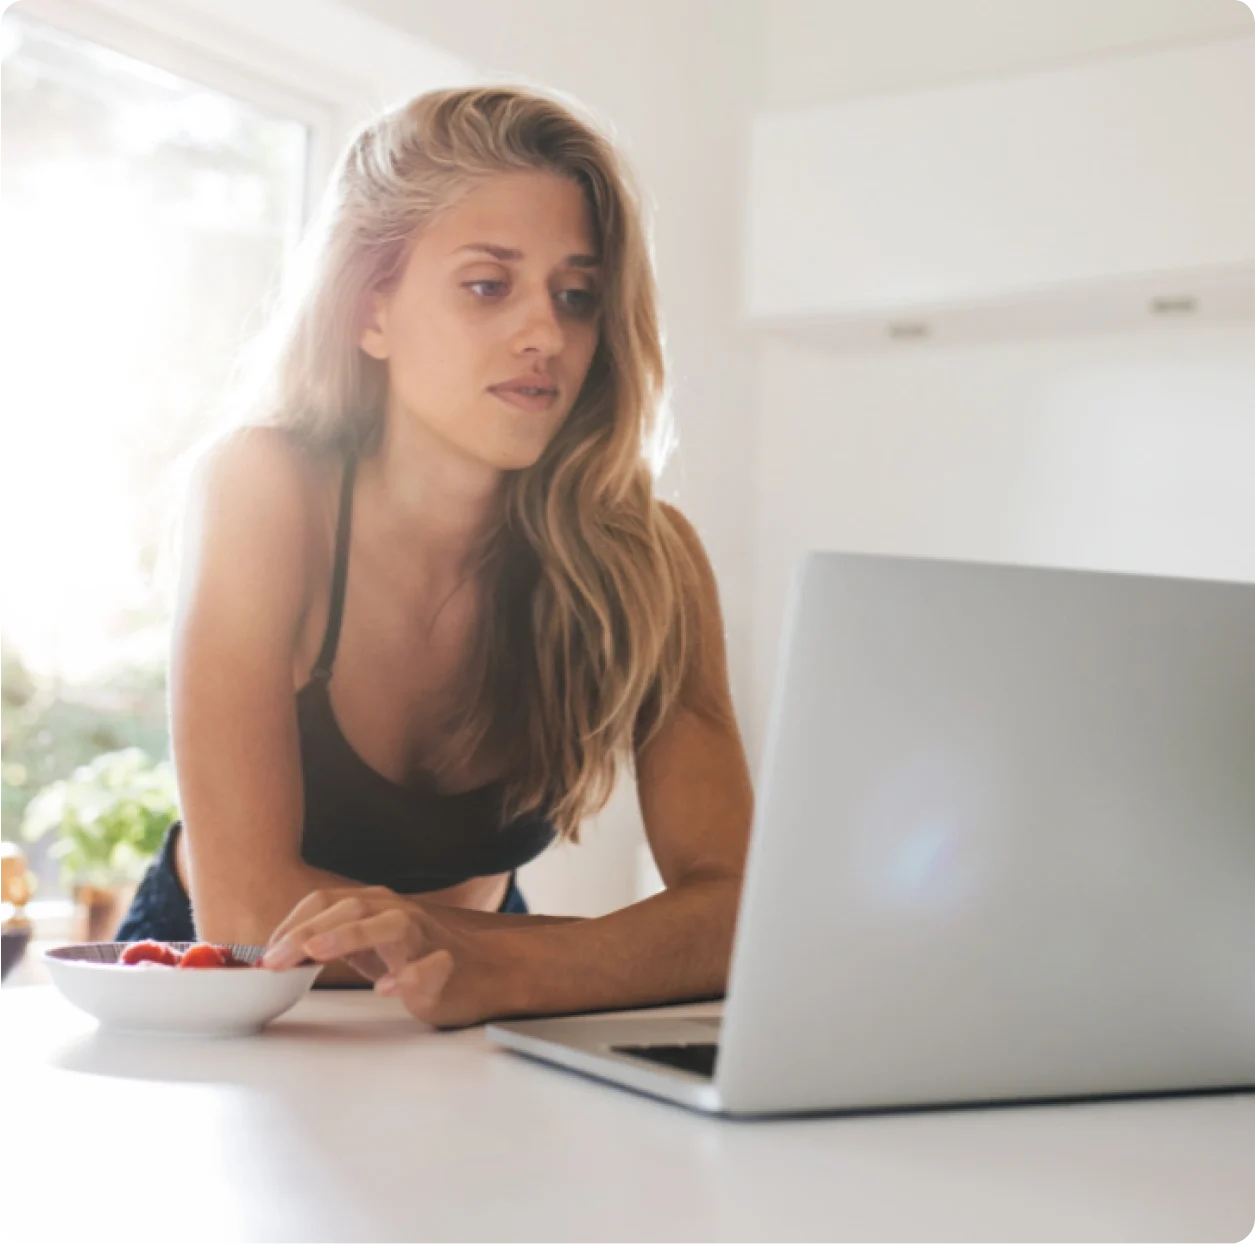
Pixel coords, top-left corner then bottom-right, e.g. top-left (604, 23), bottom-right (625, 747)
top-left (295, 453), bottom-right (556, 891)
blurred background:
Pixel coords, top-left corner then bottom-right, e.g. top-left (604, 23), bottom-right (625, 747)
top-left (2, 0), bottom-right (1252, 932)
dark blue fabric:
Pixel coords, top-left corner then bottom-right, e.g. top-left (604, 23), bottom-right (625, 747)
top-left (115, 822), bottom-right (528, 942)
top-left (114, 822), bottom-right (197, 943)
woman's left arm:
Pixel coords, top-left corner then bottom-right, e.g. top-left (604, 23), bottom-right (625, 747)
top-left (485, 504), bottom-right (754, 1016)
top-left (264, 507), bottom-right (754, 1026)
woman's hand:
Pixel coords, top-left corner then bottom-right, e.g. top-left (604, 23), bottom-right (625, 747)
top-left (261, 886), bottom-right (513, 1027)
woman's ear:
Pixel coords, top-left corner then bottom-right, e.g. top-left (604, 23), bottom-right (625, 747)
top-left (358, 289), bottom-right (390, 360)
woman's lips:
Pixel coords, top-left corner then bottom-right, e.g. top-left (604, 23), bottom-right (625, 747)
top-left (489, 385), bottom-right (558, 412)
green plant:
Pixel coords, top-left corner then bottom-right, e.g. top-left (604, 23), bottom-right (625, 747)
top-left (21, 748), bottom-right (178, 886)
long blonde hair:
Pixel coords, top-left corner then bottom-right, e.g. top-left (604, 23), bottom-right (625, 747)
top-left (231, 86), bottom-right (697, 839)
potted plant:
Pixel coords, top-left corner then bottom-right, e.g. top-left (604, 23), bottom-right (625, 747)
top-left (21, 747), bottom-right (178, 942)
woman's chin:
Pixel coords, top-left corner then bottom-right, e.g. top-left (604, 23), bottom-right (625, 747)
top-left (501, 451), bottom-right (547, 473)
top-left (482, 436), bottom-right (552, 474)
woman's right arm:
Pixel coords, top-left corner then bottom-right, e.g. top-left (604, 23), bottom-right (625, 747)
top-left (169, 430), bottom-right (358, 947)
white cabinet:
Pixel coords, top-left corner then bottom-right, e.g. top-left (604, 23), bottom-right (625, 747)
top-left (745, 38), bottom-right (1255, 348)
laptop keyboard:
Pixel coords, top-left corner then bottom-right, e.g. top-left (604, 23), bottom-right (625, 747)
top-left (611, 1042), bottom-right (719, 1078)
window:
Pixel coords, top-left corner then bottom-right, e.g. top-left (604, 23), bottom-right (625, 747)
top-left (1, 7), bottom-right (325, 895)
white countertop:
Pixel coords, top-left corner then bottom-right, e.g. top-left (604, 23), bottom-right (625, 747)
top-left (2, 986), bottom-right (1252, 1242)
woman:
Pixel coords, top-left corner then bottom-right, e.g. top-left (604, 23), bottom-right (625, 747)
top-left (117, 85), bottom-right (753, 1028)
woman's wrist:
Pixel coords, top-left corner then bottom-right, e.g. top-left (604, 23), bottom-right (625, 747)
top-left (471, 924), bottom-right (545, 1019)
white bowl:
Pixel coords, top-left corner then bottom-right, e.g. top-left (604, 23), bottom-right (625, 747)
top-left (43, 942), bottom-right (322, 1037)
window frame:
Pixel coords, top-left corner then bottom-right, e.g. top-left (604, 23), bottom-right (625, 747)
top-left (10, 0), bottom-right (347, 235)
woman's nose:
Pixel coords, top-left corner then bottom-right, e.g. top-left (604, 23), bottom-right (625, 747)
top-left (511, 296), bottom-right (565, 357)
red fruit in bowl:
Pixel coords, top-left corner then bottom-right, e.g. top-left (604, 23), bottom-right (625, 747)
top-left (178, 943), bottom-right (228, 969)
top-left (120, 940), bottom-right (180, 967)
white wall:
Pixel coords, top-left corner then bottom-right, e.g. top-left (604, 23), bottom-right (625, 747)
top-left (763, 0), bottom-right (1253, 108)
top-left (750, 0), bottom-right (1255, 763)
top-left (751, 323), bottom-right (1255, 762)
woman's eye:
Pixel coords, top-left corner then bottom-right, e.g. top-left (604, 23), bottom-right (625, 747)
top-left (557, 288), bottom-right (599, 318)
top-left (465, 279), bottom-right (507, 298)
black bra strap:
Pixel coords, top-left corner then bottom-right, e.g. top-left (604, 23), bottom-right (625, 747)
top-left (309, 452), bottom-right (357, 681)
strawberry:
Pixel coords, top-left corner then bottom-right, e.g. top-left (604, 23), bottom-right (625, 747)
top-left (119, 940), bottom-right (181, 967)
top-left (177, 943), bottom-right (229, 969)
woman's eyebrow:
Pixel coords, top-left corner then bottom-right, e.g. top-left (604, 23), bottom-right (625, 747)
top-left (454, 242), bottom-right (600, 268)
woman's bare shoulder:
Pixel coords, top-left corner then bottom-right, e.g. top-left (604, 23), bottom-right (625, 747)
top-left (191, 426), bottom-right (330, 529)
top-left (181, 427), bottom-right (339, 616)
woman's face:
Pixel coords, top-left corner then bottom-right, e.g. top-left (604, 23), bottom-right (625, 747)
top-left (360, 169), bottom-right (603, 472)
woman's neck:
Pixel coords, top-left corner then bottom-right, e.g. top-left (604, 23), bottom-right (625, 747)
top-left (357, 410), bottom-right (506, 584)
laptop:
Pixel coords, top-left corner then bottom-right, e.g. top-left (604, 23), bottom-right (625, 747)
top-left (487, 551), bottom-right (1255, 1115)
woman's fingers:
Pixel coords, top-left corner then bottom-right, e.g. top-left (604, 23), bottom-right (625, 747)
top-left (374, 939), bottom-right (415, 979)
top-left (344, 949), bottom-right (390, 982)
top-left (303, 909), bottom-right (420, 962)
top-left (266, 887), bottom-right (358, 949)
top-left (262, 896), bottom-right (410, 967)
top-left (262, 888), bottom-right (466, 1020)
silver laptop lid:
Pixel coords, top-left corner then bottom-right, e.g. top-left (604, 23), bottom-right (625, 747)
top-left (717, 553), bottom-right (1255, 1114)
